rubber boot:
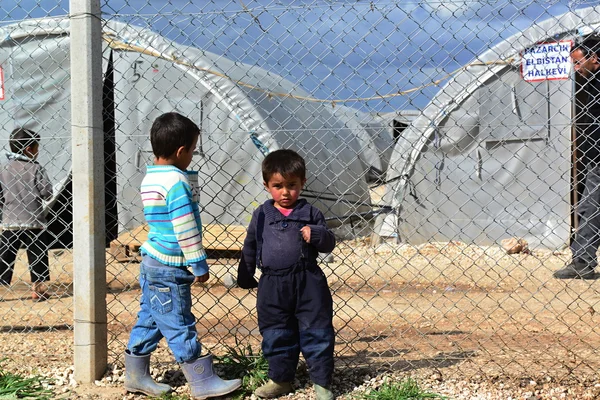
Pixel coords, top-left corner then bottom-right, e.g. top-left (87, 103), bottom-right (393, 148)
top-left (181, 354), bottom-right (242, 399)
top-left (124, 351), bottom-right (172, 396)
top-left (254, 380), bottom-right (293, 398)
top-left (314, 384), bottom-right (335, 400)
top-left (553, 261), bottom-right (596, 279)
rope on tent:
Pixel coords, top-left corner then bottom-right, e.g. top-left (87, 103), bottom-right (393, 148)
top-left (102, 34), bottom-right (514, 105)
top-left (433, 126), bottom-right (445, 188)
top-left (104, 33), bottom-right (274, 156)
top-left (301, 191), bottom-right (395, 224)
top-left (301, 189), bottom-right (378, 208)
top-left (239, 0), bottom-right (266, 32)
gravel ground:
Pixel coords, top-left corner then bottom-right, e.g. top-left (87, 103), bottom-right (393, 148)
top-left (3, 239), bottom-right (600, 399)
top-left (3, 336), bottom-right (600, 400)
top-left (8, 362), bottom-right (600, 400)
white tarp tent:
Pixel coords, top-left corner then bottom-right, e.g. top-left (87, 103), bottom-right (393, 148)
top-left (330, 107), bottom-right (418, 183)
top-left (376, 6), bottom-right (600, 249)
top-left (0, 18), bottom-right (373, 240)
top-left (359, 110), bottom-right (419, 175)
top-left (332, 106), bottom-right (394, 183)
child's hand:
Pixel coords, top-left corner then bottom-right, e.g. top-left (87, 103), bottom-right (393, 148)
top-left (237, 260), bottom-right (258, 289)
top-left (194, 273), bottom-right (209, 284)
top-left (300, 226), bottom-right (311, 243)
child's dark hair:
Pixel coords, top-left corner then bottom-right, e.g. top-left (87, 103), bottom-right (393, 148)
top-left (150, 112), bottom-right (200, 159)
top-left (10, 128), bottom-right (40, 154)
top-left (262, 149), bottom-right (306, 183)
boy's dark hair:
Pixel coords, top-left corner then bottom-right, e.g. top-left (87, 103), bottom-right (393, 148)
top-left (262, 149), bottom-right (306, 183)
top-left (150, 112), bottom-right (200, 159)
top-left (573, 37), bottom-right (600, 58)
top-left (10, 128), bottom-right (40, 154)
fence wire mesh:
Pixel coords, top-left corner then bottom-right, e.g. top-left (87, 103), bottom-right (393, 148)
top-left (1, 0), bottom-right (600, 393)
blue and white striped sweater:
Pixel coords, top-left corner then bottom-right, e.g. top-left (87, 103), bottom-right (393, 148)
top-left (140, 165), bottom-right (208, 276)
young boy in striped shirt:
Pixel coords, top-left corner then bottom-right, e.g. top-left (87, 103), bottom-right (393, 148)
top-left (125, 112), bottom-right (241, 399)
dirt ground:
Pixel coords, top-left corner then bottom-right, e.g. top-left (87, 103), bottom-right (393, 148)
top-left (2, 238), bottom-right (600, 398)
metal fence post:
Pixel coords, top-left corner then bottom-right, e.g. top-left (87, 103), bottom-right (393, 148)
top-left (70, 0), bottom-right (107, 382)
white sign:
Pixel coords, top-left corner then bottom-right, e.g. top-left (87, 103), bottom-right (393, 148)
top-left (521, 41), bottom-right (572, 82)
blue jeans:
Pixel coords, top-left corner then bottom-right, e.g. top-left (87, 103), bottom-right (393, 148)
top-left (127, 256), bottom-right (201, 363)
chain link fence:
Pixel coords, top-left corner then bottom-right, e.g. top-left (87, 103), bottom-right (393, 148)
top-left (1, 0), bottom-right (600, 389)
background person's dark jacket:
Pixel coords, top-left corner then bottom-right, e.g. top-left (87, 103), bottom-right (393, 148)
top-left (579, 74), bottom-right (600, 168)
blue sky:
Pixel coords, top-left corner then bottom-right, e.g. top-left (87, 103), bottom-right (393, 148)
top-left (0, 0), bottom-right (593, 111)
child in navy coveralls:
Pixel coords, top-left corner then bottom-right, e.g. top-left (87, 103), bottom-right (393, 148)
top-left (237, 149), bottom-right (336, 400)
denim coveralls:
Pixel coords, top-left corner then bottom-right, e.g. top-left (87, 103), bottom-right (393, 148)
top-left (238, 199), bottom-right (336, 387)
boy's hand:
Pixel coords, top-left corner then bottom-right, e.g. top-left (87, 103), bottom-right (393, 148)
top-left (301, 226), bottom-right (311, 243)
top-left (237, 260), bottom-right (258, 289)
top-left (237, 274), bottom-right (258, 289)
top-left (194, 273), bottom-right (209, 284)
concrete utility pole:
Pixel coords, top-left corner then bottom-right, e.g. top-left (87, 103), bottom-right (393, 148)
top-left (70, 0), bottom-right (107, 383)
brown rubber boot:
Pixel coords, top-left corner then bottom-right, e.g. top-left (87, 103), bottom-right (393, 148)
top-left (254, 380), bottom-right (293, 398)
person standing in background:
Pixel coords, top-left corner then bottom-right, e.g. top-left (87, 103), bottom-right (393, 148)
top-left (555, 37), bottom-right (600, 279)
top-left (0, 128), bottom-right (53, 300)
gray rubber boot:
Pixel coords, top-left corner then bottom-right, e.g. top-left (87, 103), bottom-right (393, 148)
top-left (124, 351), bottom-right (172, 396)
top-left (181, 354), bottom-right (242, 399)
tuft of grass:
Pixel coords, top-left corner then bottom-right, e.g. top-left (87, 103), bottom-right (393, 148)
top-left (0, 359), bottom-right (55, 400)
top-left (216, 341), bottom-right (269, 399)
top-left (359, 378), bottom-right (446, 400)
